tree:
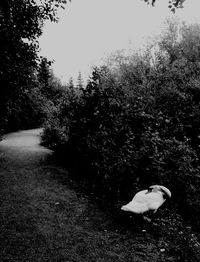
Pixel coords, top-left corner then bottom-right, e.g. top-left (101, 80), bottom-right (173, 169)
top-left (68, 77), bottom-right (75, 89)
top-left (0, 0), bottom-right (70, 131)
top-left (38, 57), bottom-right (52, 89)
top-left (76, 71), bottom-right (84, 89)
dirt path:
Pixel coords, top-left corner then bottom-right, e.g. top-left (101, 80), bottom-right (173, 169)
top-left (0, 129), bottom-right (199, 261)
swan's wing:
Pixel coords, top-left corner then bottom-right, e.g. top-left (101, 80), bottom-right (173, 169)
top-left (121, 191), bottom-right (165, 214)
top-left (145, 192), bottom-right (165, 211)
top-left (121, 190), bottom-right (149, 214)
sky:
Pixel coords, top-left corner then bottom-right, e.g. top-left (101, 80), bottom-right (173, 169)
top-left (38, 0), bottom-right (200, 84)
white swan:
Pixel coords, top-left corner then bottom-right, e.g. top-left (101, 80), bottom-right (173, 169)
top-left (121, 185), bottom-right (171, 217)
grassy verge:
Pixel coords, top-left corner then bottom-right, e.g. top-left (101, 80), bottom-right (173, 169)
top-left (0, 141), bottom-right (200, 261)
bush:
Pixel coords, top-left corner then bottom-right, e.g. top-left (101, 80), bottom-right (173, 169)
top-left (43, 22), bottom-right (200, 228)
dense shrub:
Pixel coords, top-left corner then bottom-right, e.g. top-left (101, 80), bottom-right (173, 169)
top-left (43, 21), bottom-right (200, 227)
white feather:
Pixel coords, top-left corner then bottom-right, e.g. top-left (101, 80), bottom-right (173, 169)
top-left (121, 185), bottom-right (171, 214)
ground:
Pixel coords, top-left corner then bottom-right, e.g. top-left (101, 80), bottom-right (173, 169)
top-left (0, 129), bottom-right (200, 261)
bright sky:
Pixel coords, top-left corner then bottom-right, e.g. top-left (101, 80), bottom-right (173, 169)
top-left (39, 0), bottom-right (200, 84)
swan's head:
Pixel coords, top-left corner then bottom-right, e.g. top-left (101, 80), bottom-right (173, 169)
top-left (148, 185), bottom-right (171, 199)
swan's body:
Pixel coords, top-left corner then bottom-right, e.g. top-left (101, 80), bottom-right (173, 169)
top-left (121, 185), bottom-right (171, 215)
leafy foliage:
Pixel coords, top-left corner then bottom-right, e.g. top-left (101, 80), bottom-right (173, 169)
top-left (0, 0), bottom-right (69, 132)
top-left (143, 0), bottom-right (186, 12)
top-left (43, 20), bottom-right (200, 228)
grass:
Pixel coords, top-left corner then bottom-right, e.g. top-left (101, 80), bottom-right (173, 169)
top-left (0, 141), bottom-right (200, 261)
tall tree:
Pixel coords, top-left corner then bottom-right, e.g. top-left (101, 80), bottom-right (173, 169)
top-left (68, 77), bottom-right (75, 89)
top-left (38, 57), bottom-right (52, 89)
top-left (0, 0), bottom-right (69, 131)
top-left (76, 71), bottom-right (84, 89)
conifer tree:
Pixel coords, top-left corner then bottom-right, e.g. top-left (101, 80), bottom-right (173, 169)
top-left (68, 77), bottom-right (75, 90)
top-left (76, 72), bottom-right (84, 89)
top-left (38, 57), bottom-right (52, 89)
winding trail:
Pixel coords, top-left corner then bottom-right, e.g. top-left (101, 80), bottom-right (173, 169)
top-left (0, 129), bottom-right (198, 261)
